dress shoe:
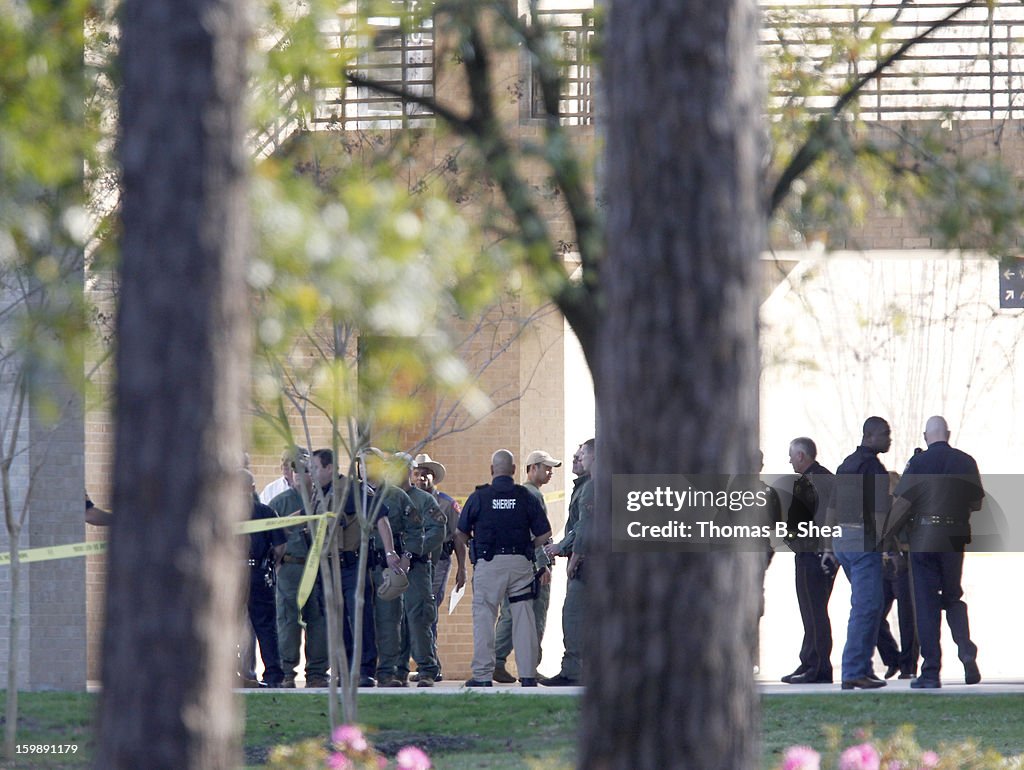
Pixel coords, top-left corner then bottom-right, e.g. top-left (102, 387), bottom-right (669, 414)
top-left (378, 676), bottom-right (406, 688)
top-left (464, 679), bottom-right (492, 687)
top-left (359, 676), bottom-right (377, 688)
top-left (841, 676), bottom-right (886, 690)
top-left (910, 677), bottom-right (941, 689)
top-left (519, 678), bottom-right (538, 687)
top-left (492, 664), bottom-right (517, 684)
top-left (416, 676), bottom-right (435, 688)
top-left (786, 672), bottom-right (832, 685)
top-left (780, 666), bottom-right (809, 684)
top-left (884, 664), bottom-right (900, 680)
top-left (898, 671), bottom-right (916, 680)
top-left (964, 660), bottom-right (981, 685)
top-left (867, 673), bottom-right (883, 683)
top-left (539, 674), bottom-right (579, 687)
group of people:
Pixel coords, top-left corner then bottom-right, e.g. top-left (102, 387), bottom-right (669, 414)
top-left (780, 415), bottom-right (983, 690)
top-left (239, 438), bottom-right (596, 689)
top-left (456, 440), bottom-right (594, 687)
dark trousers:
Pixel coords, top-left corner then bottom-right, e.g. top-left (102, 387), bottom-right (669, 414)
top-left (876, 553), bottom-right (918, 676)
top-left (909, 551), bottom-right (977, 682)
top-left (794, 552), bottom-right (836, 678)
top-left (341, 562), bottom-right (377, 678)
top-left (248, 570), bottom-right (283, 685)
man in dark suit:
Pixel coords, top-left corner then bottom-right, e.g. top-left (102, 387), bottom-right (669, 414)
top-left (781, 437), bottom-right (835, 684)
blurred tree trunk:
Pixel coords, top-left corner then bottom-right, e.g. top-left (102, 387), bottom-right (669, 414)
top-left (582, 2), bottom-right (764, 768)
top-left (95, 0), bottom-right (250, 767)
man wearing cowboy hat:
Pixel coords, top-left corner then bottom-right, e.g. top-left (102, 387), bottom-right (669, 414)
top-left (412, 452), bottom-right (463, 667)
top-left (392, 452), bottom-right (447, 687)
top-left (492, 449), bottom-right (560, 683)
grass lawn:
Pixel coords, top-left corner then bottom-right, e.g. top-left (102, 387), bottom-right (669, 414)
top-left (0, 691), bottom-right (1022, 768)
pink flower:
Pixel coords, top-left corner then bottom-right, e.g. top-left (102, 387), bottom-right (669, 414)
top-left (887, 761), bottom-right (906, 770)
top-left (839, 743), bottom-right (881, 770)
top-left (327, 752), bottom-right (354, 770)
top-left (396, 745), bottom-right (432, 770)
top-left (781, 745), bottom-right (821, 770)
top-left (332, 724), bottom-right (369, 753)
top-left (919, 750), bottom-right (940, 769)
top-left (377, 757), bottom-right (388, 770)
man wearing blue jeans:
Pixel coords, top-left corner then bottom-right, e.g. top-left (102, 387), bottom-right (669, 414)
top-left (824, 416), bottom-right (892, 690)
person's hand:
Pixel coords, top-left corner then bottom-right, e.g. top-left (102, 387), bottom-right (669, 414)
top-left (567, 552), bottom-right (582, 579)
top-left (455, 566), bottom-right (467, 591)
top-left (385, 551), bottom-right (403, 572)
top-left (542, 543), bottom-right (559, 558)
top-left (538, 566), bottom-right (551, 586)
top-left (820, 551), bottom-right (839, 576)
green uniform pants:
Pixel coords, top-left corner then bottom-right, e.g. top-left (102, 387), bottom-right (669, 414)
top-left (557, 573), bottom-right (584, 681)
top-left (371, 566), bottom-right (405, 680)
top-left (398, 559), bottom-right (439, 679)
top-left (275, 562), bottom-right (328, 679)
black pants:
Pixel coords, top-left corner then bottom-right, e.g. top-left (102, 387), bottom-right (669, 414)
top-left (909, 551), bottom-right (977, 682)
top-left (248, 569), bottom-right (284, 685)
top-left (341, 562), bottom-right (377, 678)
top-left (794, 551), bottom-right (836, 678)
top-left (876, 553), bottom-right (918, 676)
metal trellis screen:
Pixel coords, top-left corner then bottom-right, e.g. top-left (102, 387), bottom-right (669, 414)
top-left (533, 1), bottom-right (1024, 125)
top-left (315, 5), bottom-right (435, 131)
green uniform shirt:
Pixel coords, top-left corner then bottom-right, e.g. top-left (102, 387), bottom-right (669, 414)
top-left (404, 485), bottom-right (446, 557)
top-left (268, 487), bottom-right (311, 557)
top-left (555, 472), bottom-right (592, 555)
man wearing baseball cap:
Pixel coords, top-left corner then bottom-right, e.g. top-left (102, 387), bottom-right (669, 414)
top-left (493, 450), bottom-right (560, 683)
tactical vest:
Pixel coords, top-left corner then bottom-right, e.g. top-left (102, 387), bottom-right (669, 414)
top-left (470, 482), bottom-right (535, 562)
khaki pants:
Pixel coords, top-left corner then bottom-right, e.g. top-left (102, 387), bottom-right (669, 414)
top-left (470, 555), bottom-right (537, 682)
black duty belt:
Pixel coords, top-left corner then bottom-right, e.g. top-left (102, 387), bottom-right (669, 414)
top-left (918, 515), bottom-right (961, 527)
top-left (407, 552), bottom-right (431, 565)
top-left (337, 550), bottom-right (360, 568)
top-left (494, 545), bottom-right (530, 556)
top-left (280, 554), bottom-right (306, 565)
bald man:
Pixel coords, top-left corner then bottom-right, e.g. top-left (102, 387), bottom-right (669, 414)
top-left (884, 416), bottom-right (984, 688)
top-left (455, 449), bottom-right (552, 687)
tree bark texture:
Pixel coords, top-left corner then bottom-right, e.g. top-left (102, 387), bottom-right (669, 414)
top-left (97, 0), bottom-right (250, 767)
top-left (583, 2), bottom-right (764, 768)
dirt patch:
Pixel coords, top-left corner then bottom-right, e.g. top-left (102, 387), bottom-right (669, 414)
top-left (373, 731), bottom-right (476, 756)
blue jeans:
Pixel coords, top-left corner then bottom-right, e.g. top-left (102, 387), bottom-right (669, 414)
top-left (835, 530), bottom-right (884, 681)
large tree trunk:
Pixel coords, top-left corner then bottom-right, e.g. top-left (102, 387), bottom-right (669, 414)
top-left (582, 2), bottom-right (764, 768)
top-left (96, 0), bottom-right (250, 767)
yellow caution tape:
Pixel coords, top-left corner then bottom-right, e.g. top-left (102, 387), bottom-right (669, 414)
top-left (237, 513), bottom-right (330, 535)
top-left (0, 540), bottom-right (107, 565)
top-left (297, 513), bottom-right (331, 613)
top-left (0, 513), bottom-right (336, 567)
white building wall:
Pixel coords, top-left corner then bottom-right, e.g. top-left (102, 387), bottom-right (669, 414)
top-left (759, 251), bottom-right (1024, 681)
